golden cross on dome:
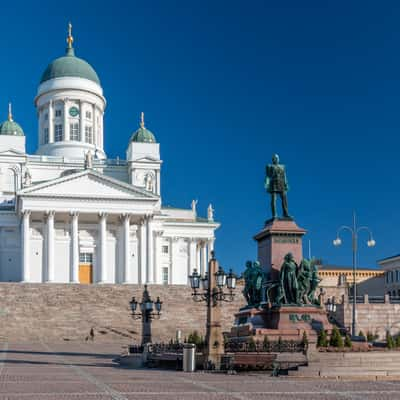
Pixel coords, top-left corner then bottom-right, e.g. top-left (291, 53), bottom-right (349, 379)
top-left (140, 112), bottom-right (145, 128)
top-left (8, 103), bottom-right (13, 122)
top-left (67, 22), bottom-right (74, 48)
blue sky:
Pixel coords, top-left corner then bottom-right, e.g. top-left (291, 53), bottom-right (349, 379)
top-left (2, 0), bottom-right (400, 271)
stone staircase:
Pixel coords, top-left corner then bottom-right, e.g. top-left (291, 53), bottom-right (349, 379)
top-left (289, 351), bottom-right (400, 379)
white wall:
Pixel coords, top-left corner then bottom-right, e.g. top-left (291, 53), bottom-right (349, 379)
top-left (0, 226), bottom-right (21, 281)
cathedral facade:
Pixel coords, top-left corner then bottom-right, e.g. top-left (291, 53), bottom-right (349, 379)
top-left (0, 26), bottom-right (218, 285)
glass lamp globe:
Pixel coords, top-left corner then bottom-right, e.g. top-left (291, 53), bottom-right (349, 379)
top-left (189, 269), bottom-right (200, 290)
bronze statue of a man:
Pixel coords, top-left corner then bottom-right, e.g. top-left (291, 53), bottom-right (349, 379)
top-left (265, 154), bottom-right (290, 219)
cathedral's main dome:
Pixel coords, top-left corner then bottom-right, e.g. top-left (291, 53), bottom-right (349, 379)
top-left (40, 47), bottom-right (100, 85)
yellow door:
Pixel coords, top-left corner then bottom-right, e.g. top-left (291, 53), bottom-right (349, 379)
top-left (79, 264), bottom-right (93, 284)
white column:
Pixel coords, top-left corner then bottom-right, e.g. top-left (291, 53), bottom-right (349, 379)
top-left (196, 242), bottom-right (201, 275)
top-left (63, 99), bottom-right (69, 141)
top-left (48, 100), bottom-right (54, 143)
top-left (80, 101), bottom-right (85, 143)
top-left (201, 242), bottom-right (208, 276)
top-left (139, 218), bottom-right (147, 284)
top-left (189, 238), bottom-right (197, 275)
top-left (146, 217), bottom-right (154, 283)
top-left (70, 212), bottom-right (79, 283)
top-left (92, 104), bottom-right (97, 147)
top-left (170, 237), bottom-right (179, 284)
top-left (21, 210), bottom-right (31, 282)
top-left (122, 214), bottom-right (131, 283)
top-left (46, 211), bottom-right (55, 282)
top-left (208, 237), bottom-right (215, 260)
top-left (156, 170), bottom-right (161, 196)
top-left (153, 231), bottom-right (163, 284)
top-left (99, 213), bottom-right (107, 283)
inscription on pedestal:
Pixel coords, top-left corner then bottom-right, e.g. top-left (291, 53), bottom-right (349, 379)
top-left (289, 314), bottom-right (311, 323)
top-left (273, 236), bottom-right (299, 244)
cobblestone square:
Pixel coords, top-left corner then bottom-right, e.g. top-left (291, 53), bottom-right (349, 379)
top-left (1, 342), bottom-right (400, 399)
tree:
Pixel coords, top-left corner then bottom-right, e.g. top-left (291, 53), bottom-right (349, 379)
top-left (263, 335), bottom-right (270, 351)
top-left (358, 330), bottom-right (366, 342)
top-left (330, 327), bottom-right (344, 348)
top-left (248, 337), bottom-right (256, 351)
top-left (344, 334), bottom-right (352, 348)
top-left (317, 330), bottom-right (328, 347)
top-left (302, 331), bottom-right (309, 348)
top-left (387, 332), bottom-right (395, 349)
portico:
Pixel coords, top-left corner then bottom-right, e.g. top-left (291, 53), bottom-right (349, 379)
top-left (16, 169), bottom-right (218, 284)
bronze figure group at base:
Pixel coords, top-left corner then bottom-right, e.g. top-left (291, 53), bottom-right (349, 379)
top-left (242, 253), bottom-right (321, 308)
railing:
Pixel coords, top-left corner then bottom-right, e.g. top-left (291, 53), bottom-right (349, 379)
top-left (28, 155), bottom-right (127, 166)
top-left (368, 296), bottom-right (385, 304)
top-left (149, 342), bottom-right (185, 354)
top-left (225, 340), bottom-right (306, 353)
top-left (347, 295), bottom-right (400, 304)
top-left (128, 345), bottom-right (144, 354)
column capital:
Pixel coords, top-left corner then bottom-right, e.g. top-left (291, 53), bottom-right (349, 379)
top-left (172, 236), bottom-right (180, 242)
top-left (70, 211), bottom-right (79, 218)
top-left (154, 230), bottom-right (164, 237)
top-left (120, 213), bottom-right (131, 221)
top-left (98, 212), bottom-right (108, 219)
top-left (45, 210), bottom-right (55, 218)
top-left (22, 210), bottom-right (31, 217)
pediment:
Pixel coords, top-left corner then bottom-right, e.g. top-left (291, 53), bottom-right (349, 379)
top-left (18, 170), bottom-right (158, 200)
top-left (133, 156), bottom-right (160, 162)
top-left (0, 149), bottom-right (25, 156)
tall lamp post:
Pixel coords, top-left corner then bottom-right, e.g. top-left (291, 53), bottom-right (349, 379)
top-left (188, 251), bottom-right (237, 369)
top-left (130, 285), bottom-right (163, 345)
top-left (333, 212), bottom-right (376, 337)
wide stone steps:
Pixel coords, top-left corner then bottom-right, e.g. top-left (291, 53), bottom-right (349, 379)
top-left (289, 352), bottom-right (400, 379)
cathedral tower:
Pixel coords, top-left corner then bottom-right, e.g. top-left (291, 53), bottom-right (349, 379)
top-left (34, 23), bottom-right (106, 159)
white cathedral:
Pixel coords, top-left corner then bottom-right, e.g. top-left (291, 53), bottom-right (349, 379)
top-left (0, 26), bottom-right (219, 285)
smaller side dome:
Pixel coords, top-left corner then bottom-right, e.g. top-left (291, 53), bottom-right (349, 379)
top-left (130, 112), bottom-right (156, 143)
top-left (0, 104), bottom-right (24, 136)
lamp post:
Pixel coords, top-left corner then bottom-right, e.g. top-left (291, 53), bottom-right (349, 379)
top-left (130, 285), bottom-right (163, 345)
top-left (326, 297), bottom-right (337, 323)
top-left (333, 212), bottom-right (375, 337)
top-left (188, 251), bottom-right (237, 369)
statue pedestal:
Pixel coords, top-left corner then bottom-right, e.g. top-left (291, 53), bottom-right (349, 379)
top-left (228, 305), bottom-right (332, 343)
top-left (254, 218), bottom-right (306, 280)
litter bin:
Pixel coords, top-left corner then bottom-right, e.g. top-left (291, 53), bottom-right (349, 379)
top-left (183, 343), bottom-right (196, 372)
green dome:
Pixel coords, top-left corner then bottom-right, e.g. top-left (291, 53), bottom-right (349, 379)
top-left (130, 127), bottom-right (156, 143)
top-left (0, 119), bottom-right (24, 136)
top-left (40, 48), bottom-right (100, 85)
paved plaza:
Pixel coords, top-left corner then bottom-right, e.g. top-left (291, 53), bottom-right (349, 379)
top-left (0, 342), bottom-right (399, 399)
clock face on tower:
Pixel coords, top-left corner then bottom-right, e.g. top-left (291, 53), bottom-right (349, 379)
top-left (69, 106), bottom-right (79, 117)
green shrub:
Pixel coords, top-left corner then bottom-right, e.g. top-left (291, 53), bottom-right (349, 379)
top-left (302, 331), bottom-right (309, 347)
top-left (248, 337), bottom-right (256, 351)
top-left (187, 330), bottom-right (203, 346)
top-left (386, 332), bottom-right (395, 349)
top-left (330, 327), bottom-right (344, 348)
top-left (344, 334), bottom-right (352, 348)
top-left (395, 335), bottom-right (400, 348)
top-left (358, 330), bottom-right (366, 342)
top-left (317, 330), bottom-right (328, 347)
top-left (263, 335), bottom-right (270, 351)
top-left (366, 331), bottom-right (374, 342)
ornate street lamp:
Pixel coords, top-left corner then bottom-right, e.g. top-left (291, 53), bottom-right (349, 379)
top-left (189, 264), bottom-right (237, 304)
top-left (188, 251), bottom-right (237, 369)
top-left (130, 285), bottom-right (162, 322)
top-left (333, 212), bottom-right (375, 338)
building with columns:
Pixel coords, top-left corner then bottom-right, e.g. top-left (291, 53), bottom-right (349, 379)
top-left (0, 26), bottom-right (218, 285)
